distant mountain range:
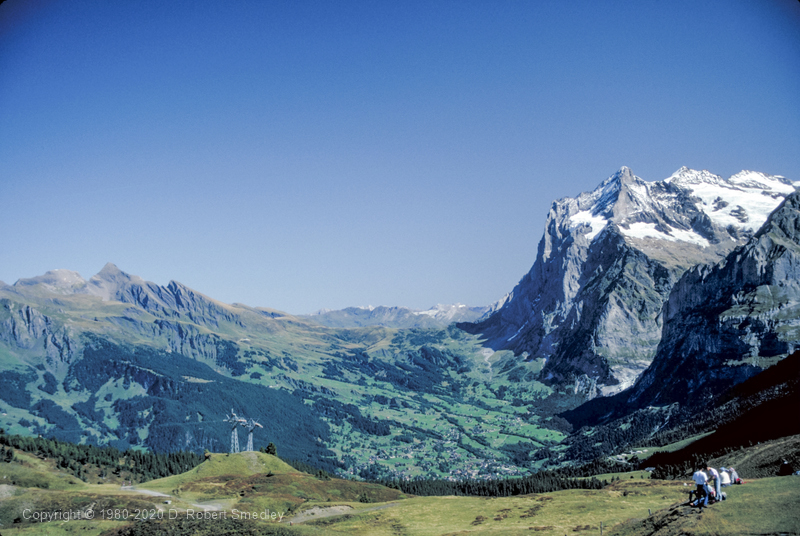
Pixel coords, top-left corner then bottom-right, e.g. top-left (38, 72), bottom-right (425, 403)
top-left (301, 304), bottom-right (490, 329)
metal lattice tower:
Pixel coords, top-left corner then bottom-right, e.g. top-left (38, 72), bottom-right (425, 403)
top-left (242, 418), bottom-right (263, 452)
top-left (225, 410), bottom-right (246, 453)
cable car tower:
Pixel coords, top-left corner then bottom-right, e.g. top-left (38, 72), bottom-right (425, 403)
top-left (225, 410), bottom-right (246, 453)
top-left (242, 418), bottom-right (263, 452)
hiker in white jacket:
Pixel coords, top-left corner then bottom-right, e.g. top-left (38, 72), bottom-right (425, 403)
top-left (692, 468), bottom-right (709, 507)
top-left (707, 465), bottom-right (721, 502)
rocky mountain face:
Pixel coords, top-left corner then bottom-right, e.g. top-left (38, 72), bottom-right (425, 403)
top-left (461, 167), bottom-right (798, 397)
top-left (302, 304), bottom-right (489, 329)
top-left (626, 189), bottom-right (800, 408)
top-left (0, 301), bottom-right (78, 369)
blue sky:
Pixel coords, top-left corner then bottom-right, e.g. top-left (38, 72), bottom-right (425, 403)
top-left (2, 0), bottom-right (799, 314)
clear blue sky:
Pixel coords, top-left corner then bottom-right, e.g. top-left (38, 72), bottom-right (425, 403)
top-left (2, 0), bottom-right (799, 314)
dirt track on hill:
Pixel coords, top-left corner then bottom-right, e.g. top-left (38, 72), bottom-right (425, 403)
top-left (124, 486), bottom-right (224, 511)
top-left (284, 502), bottom-right (400, 524)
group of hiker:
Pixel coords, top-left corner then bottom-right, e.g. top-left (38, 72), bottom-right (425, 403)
top-left (690, 464), bottom-right (741, 508)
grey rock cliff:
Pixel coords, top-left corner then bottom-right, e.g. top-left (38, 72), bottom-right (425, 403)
top-left (0, 301), bottom-right (78, 367)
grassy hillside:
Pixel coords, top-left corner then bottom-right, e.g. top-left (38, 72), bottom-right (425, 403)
top-left (1, 440), bottom-right (798, 536)
top-left (144, 452), bottom-right (296, 492)
top-left (0, 485), bottom-right (156, 531)
top-left (290, 481), bottom-right (683, 535)
top-left (649, 430), bottom-right (800, 480)
top-left (143, 451), bottom-right (406, 514)
top-left (0, 450), bottom-right (85, 490)
top-left (706, 433), bottom-right (800, 479)
top-left (610, 476), bottom-right (800, 536)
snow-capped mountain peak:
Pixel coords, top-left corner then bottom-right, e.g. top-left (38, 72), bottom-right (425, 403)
top-left (463, 166), bottom-right (797, 397)
top-left (664, 168), bottom-right (798, 234)
top-left (563, 167), bottom-right (797, 267)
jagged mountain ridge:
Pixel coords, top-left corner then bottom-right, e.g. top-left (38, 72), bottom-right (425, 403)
top-left (13, 262), bottom-right (248, 329)
top-left (2, 263), bottom-right (291, 370)
top-left (461, 167), bottom-right (798, 396)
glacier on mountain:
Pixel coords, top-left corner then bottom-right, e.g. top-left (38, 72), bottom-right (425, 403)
top-left (564, 167), bottom-right (797, 257)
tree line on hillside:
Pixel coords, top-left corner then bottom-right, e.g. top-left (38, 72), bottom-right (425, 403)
top-left (3, 426), bottom-right (625, 499)
top-left (376, 471), bottom-right (605, 497)
top-left (0, 430), bottom-right (203, 483)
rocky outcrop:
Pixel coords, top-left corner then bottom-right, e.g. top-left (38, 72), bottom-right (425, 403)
top-left (462, 167), bottom-right (797, 395)
top-left (0, 300), bottom-right (79, 366)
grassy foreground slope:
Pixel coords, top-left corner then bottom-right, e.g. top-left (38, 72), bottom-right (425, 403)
top-left (288, 478), bottom-right (684, 536)
top-left (610, 476), bottom-right (800, 536)
top-left (87, 477), bottom-right (693, 536)
top-left (1, 444), bottom-right (798, 536)
top-left (281, 476), bottom-right (800, 536)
